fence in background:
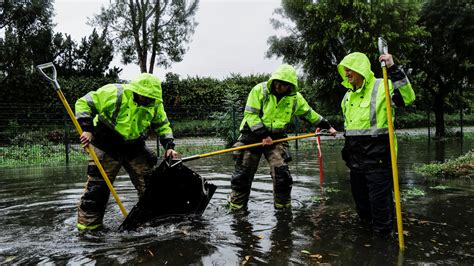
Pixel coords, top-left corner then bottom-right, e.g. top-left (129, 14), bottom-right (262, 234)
top-left (0, 103), bottom-right (470, 167)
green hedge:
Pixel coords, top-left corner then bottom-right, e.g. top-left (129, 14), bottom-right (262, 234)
top-left (415, 150), bottom-right (474, 179)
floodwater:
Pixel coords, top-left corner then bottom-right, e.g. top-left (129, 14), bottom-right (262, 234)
top-left (0, 137), bottom-right (473, 264)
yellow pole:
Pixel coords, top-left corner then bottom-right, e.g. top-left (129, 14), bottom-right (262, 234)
top-left (56, 90), bottom-right (128, 217)
top-left (182, 132), bottom-right (328, 162)
top-left (36, 62), bottom-right (128, 217)
top-left (379, 38), bottom-right (405, 250)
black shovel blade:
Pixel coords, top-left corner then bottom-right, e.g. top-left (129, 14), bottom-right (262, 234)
top-left (119, 159), bottom-right (217, 231)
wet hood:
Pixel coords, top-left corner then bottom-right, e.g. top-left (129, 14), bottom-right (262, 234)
top-left (337, 52), bottom-right (375, 89)
top-left (266, 64), bottom-right (299, 94)
top-left (127, 73), bottom-right (163, 103)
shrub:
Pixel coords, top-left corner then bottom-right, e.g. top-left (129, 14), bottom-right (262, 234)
top-left (210, 89), bottom-right (244, 147)
top-left (415, 150), bottom-right (474, 179)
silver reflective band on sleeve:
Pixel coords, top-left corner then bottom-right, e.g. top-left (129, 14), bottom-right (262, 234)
top-left (345, 128), bottom-right (389, 136)
top-left (250, 122), bottom-right (265, 131)
top-left (154, 118), bottom-right (169, 128)
top-left (314, 116), bottom-right (323, 126)
top-left (84, 92), bottom-right (98, 114)
top-left (292, 96), bottom-right (297, 114)
top-left (370, 79), bottom-right (382, 136)
top-left (161, 133), bottom-right (174, 139)
top-left (111, 84), bottom-right (124, 124)
top-left (393, 77), bottom-right (408, 89)
top-left (300, 108), bottom-right (312, 120)
top-left (390, 97), bottom-right (396, 107)
top-left (260, 82), bottom-right (269, 117)
top-left (245, 105), bottom-right (260, 114)
top-left (75, 112), bottom-right (91, 119)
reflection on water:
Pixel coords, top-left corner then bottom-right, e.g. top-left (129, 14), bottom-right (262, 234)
top-left (0, 137), bottom-right (472, 264)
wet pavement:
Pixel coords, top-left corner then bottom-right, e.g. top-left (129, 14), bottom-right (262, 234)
top-left (0, 136), bottom-right (473, 264)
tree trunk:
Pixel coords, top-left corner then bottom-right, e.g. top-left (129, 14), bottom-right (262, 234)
top-left (433, 94), bottom-right (446, 137)
top-left (139, 53), bottom-right (147, 73)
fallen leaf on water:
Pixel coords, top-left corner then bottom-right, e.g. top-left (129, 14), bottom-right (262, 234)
top-left (301, 250), bottom-right (311, 255)
top-left (241, 255), bottom-right (251, 265)
top-left (419, 220), bottom-right (430, 225)
top-left (364, 244), bottom-right (371, 247)
top-left (310, 254), bottom-right (323, 259)
top-left (4, 257), bottom-right (16, 263)
top-left (147, 249), bottom-right (154, 256)
top-left (258, 235), bottom-right (264, 239)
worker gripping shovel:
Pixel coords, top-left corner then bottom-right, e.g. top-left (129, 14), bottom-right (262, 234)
top-left (36, 62), bottom-right (128, 218)
top-left (378, 37), bottom-right (405, 250)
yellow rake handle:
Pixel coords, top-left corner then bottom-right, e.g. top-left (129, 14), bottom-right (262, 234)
top-left (182, 132), bottom-right (332, 162)
top-left (379, 37), bottom-right (405, 250)
top-left (36, 62), bottom-right (128, 217)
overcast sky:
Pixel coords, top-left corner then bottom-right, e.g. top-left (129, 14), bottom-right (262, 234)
top-left (54, 0), bottom-right (285, 80)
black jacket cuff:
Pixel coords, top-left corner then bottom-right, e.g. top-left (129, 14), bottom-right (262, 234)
top-left (78, 118), bottom-right (94, 133)
top-left (160, 138), bottom-right (175, 150)
top-left (253, 126), bottom-right (270, 139)
top-left (316, 118), bottom-right (332, 130)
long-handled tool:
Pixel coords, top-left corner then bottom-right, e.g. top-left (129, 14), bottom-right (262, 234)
top-left (36, 62), bottom-right (128, 217)
top-left (182, 132), bottom-right (333, 162)
top-left (316, 128), bottom-right (324, 189)
top-left (378, 37), bottom-right (405, 250)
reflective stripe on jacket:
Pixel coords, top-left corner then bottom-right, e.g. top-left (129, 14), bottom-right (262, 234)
top-left (75, 73), bottom-right (173, 141)
top-left (338, 52), bottom-right (415, 137)
top-left (240, 64), bottom-right (324, 134)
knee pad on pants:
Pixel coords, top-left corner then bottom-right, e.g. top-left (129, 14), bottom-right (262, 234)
top-left (79, 181), bottom-right (110, 213)
top-left (231, 164), bottom-right (254, 192)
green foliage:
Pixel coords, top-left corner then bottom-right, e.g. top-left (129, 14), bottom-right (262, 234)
top-left (0, 144), bottom-right (87, 168)
top-left (171, 119), bottom-right (216, 137)
top-left (395, 111), bottom-right (428, 128)
top-left (161, 72), bottom-right (269, 107)
top-left (90, 0), bottom-right (199, 72)
top-left (0, 0), bottom-right (119, 107)
top-left (322, 187), bottom-right (340, 193)
top-left (210, 89), bottom-right (244, 147)
top-left (408, 1), bottom-right (473, 137)
top-left (401, 187), bottom-right (426, 202)
top-left (51, 29), bottom-right (118, 78)
top-left (173, 143), bottom-right (224, 159)
top-left (309, 195), bottom-right (329, 204)
top-left (161, 73), bottom-right (224, 107)
top-left (0, 0), bottom-right (55, 103)
top-left (267, 0), bottom-right (427, 114)
top-left (429, 185), bottom-right (449, 191)
top-left (415, 150), bottom-right (474, 180)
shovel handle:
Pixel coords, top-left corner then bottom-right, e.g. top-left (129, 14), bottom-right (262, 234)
top-left (36, 62), bottom-right (60, 90)
top-left (35, 62), bottom-right (128, 218)
top-left (182, 132), bottom-right (334, 162)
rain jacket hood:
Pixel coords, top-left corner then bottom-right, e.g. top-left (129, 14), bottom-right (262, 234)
top-left (127, 73), bottom-right (163, 103)
top-left (337, 52), bottom-right (375, 89)
top-left (266, 64), bottom-right (298, 94)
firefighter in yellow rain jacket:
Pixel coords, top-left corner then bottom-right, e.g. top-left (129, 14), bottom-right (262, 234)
top-left (75, 73), bottom-right (177, 230)
top-left (227, 64), bottom-right (337, 210)
top-left (339, 52), bottom-right (415, 237)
